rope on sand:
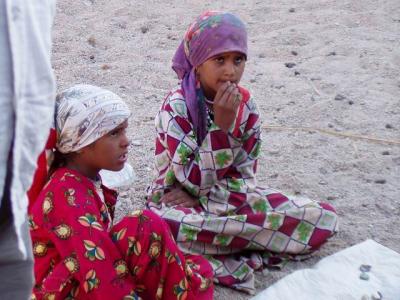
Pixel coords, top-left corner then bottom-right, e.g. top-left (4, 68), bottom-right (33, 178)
top-left (262, 125), bottom-right (400, 145)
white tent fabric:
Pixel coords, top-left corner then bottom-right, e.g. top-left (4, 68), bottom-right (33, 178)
top-left (251, 240), bottom-right (400, 300)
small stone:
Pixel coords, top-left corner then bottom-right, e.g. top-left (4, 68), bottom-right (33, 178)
top-left (294, 70), bottom-right (300, 76)
top-left (327, 123), bottom-right (334, 128)
top-left (119, 85), bottom-right (127, 89)
top-left (319, 167), bottom-right (328, 175)
top-left (348, 100), bottom-right (354, 105)
top-left (327, 51), bottom-right (336, 56)
top-left (83, 0), bottom-right (94, 6)
top-left (258, 53), bottom-right (266, 58)
top-left (289, 8), bottom-right (295, 13)
top-left (268, 150), bottom-right (280, 155)
top-left (361, 203), bottom-right (368, 207)
top-left (101, 64), bottom-right (111, 70)
top-left (89, 55), bottom-right (95, 60)
top-left (117, 21), bottom-right (127, 29)
top-left (359, 264), bottom-right (372, 272)
top-left (360, 272), bottom-right (370, 280)
top-left (140, 26), bottom-right (149, 34)
top-left (327, 196), bottom-right (336, 201)
top-left (270, 173), bottom-right (279, 179)
top-left (319, 180), bottom-right (328, 185)
top-left (291, 50), bottom-right (298, 56)
top-left (87, 36), bottom-right (96, 47)
top-left (131, 140), bottom-right (142, 146)
top-left (385, 123), bottom-right (393, 129)
top-left (374, 179), bottom-right (386, 184)
top-left (294, 190), bottom-right (301, 195)
top-left (371, 291), bottom-right (383, 300)
top-left (334, 94), bottom-right (346, 101)
top-left (382, 150), bottom-right (390, 155)
top-left (250, 79), bottom-right (256, 83)
top-left (285, 62), bottom-right (296, 68)
top-left (167, 34), bottom-right (177, 40)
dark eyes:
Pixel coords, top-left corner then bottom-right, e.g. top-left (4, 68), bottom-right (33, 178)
top-left (109, 128), bottom-right (124, 137)
top-left (215, 56), bottom-right (244, 65)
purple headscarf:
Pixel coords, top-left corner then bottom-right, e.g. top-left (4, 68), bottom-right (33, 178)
top-left (172, 11), bottom-right (248, 144)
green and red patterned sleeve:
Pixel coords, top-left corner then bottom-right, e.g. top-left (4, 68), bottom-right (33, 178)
top-left (154, 88), bottom-right (262, 198)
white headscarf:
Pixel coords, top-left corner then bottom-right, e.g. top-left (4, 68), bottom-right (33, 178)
top-left (55, 84), bottom-right (131, 153)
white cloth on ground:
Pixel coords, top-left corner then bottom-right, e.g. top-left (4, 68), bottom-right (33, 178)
top-left (251, 239), bottom-right (400, 300)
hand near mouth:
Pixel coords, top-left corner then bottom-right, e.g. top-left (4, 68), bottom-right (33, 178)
top-left (213, 81), bottom-right (241, 133)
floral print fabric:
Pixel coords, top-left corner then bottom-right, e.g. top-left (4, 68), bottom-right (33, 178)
top-left (29, 168), bottom-right (213, 300)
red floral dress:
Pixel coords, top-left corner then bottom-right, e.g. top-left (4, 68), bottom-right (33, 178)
top-left (29, 168), bottom-right (213, 300)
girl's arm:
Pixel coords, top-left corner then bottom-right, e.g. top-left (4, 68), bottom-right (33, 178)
top-left (157, 91), bottom-right (259, 197)
top-left (32, 181), bottom-right (136, 299)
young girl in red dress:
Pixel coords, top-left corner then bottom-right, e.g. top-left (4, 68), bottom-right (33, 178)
top-left (29, 84), bottom-right (213, 300)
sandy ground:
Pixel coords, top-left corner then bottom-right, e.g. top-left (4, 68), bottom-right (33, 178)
top-left (52, 0), bottom-right (400, 298)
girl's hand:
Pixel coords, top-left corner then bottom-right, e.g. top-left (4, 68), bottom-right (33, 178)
top-left (213, 81), bottom-right (241, 132)
top-left (161, 188), bottom-right (199, 208)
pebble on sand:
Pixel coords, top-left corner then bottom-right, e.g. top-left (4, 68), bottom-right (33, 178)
top-left (382, 151), bottom-right (390, 155)
top-left (141, 26), bottom-right (149, 34)
top-left (285, 62), bottom-right (296, 68)
top-left (289, 8), bottom-right (295, 13)
top-left (334, 94), bottom-right (346, 101)
top-left (87, 36), bottom-right (96, 47)
top-left (291, 50), bottom-right (298, 56)
top-left (385, 123), bottom-right (393, 129)
top-left (374, 179), bottom-right (386, 184)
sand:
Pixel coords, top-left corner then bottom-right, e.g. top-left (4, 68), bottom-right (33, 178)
top-left (52, 0), bottom-right (400, 298)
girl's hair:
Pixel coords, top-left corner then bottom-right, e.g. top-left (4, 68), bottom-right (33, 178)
top-left (47, 150), bottom-right (70, 180)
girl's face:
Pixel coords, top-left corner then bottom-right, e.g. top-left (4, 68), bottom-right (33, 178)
top-left (196, 51), bottom-right (246, 100)
top-left (74, 120), bottom-right (130, 179)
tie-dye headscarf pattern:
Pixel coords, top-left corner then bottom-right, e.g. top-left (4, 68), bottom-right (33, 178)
top-left (172, 11), bottom-right (247, 144)
top-left (55, 84), bottom-right (131, 153)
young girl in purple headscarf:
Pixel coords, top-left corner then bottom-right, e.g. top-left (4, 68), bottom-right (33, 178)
top-left (147, 11), bottom-right (338, 294)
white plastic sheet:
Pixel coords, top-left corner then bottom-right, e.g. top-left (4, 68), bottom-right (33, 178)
top-left (99, 163), bottom-right (136, 189)
top-left (251, 240), bottom-right (400, 300)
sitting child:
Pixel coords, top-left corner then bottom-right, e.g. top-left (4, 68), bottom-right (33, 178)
top-left (147, 11), bottom-right (338, 293)
top-left (29, 84), bottom-right (213, 300)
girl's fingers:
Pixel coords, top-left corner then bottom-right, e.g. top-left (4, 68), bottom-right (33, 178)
top-left (226, 86), bottom-right (239, 106)
top-left (214, 82), bottom-right (230, 104)
top-left (180, 198), bottom-right (198, 208)
top-left (219, 83), bottom-right (235, 106)
top-left (233, 91), bottom-right (242, 109)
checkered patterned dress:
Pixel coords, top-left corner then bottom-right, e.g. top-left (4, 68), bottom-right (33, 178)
top-left (147, 85), bottom-right (338, 293)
